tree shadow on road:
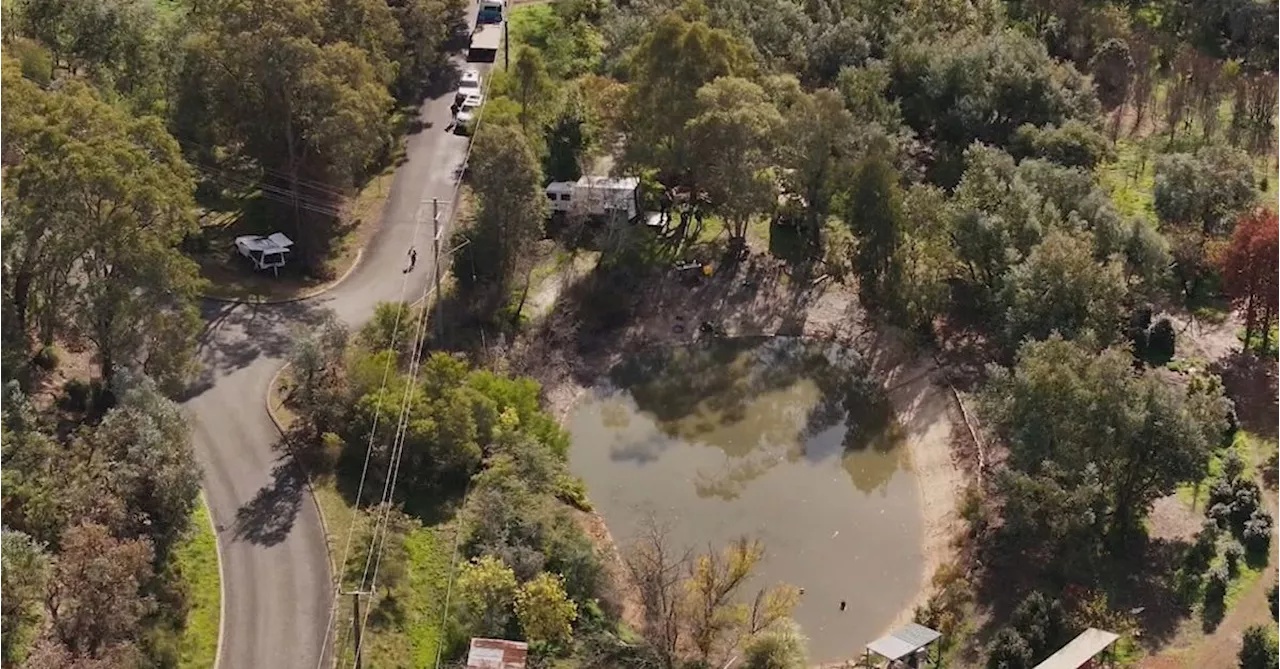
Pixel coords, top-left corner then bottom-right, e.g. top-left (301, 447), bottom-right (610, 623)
top-left (180, 299), bottom-right (333, 401)
top-left (233, 460), bottom-right (306, 546)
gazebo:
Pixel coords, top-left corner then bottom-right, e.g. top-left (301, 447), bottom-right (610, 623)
top-left (863, 623), bottom-right (942, 668)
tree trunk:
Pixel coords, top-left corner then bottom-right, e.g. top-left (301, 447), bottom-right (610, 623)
top-left (10, 269), bottom-right (32, 349)
top-left (510, 267), bottom-right (534, 330)
top-left (1259, 302), bottom-right (1275, 355)
top-left (1242, 291), bottom-right (1257, 352)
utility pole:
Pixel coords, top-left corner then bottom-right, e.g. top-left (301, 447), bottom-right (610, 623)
top-left (503, 19), bottom-right (509, 69)
top-left (345, 590), bottom-right (370, 669)
top-left (432, 197), bottom-right (442, 344)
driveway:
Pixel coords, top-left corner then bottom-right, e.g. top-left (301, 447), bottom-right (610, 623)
top-left (184, 28), bottom-right (492, 668)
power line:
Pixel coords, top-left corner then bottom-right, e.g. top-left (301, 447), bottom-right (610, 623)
top-left (312, 197), bottom-right (434, 669)
top-left (345, 59), bottom-right (501, 668)
top-left (175, 137), bottom-right (352, 200)
top-left (188, 162), bottom-right (345, 219)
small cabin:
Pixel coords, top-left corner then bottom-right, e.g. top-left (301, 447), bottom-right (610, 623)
top-left (545, 176), bottom-right (641, 224)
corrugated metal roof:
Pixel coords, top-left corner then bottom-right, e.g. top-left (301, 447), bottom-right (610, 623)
top-left (1030, 628), bottom-right (1119, 669)
top-left (466, 638), bottom-right (528, 669)
top-left (866, 623), bottom-right (942, 661)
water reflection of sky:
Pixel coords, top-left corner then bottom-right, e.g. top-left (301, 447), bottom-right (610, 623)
top-left (567, 339), bottom-right (924, 663)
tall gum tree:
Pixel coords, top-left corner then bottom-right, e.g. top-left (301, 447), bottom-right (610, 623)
top-left (1, 71), bottom-right (202, 390)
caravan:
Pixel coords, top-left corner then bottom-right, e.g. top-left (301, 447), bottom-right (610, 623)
top-left (544, 177), bottom-right (642, 224)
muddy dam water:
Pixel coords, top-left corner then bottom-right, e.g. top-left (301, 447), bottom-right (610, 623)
top-left (567, 337), bottom-right (924, 663)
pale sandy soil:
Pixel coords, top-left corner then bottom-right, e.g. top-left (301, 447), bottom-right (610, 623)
top-left (514, 252), bottom-right (971, 666)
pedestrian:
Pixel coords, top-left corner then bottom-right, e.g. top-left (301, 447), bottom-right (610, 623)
top-left (407, 246), bottom-right (418, 272)
top-left (839, 600), bottom-right (847, 611)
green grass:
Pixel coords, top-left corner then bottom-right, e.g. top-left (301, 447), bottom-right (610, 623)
top-left (314, 481), bottom-right (458, 669)
top-left (1176, 431), bottom-right (1258, 510)
top-left (1237, 324), bottom-right (1280, 358)
top-left (1100, 137), bottom-right (1158, 221)
top-left (174, 497), bottom-right (221, 669)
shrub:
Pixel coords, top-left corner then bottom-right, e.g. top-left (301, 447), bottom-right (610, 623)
top-left (1011, 591), bottom-right (1067, 657)
top-left (1126, 306), bottom-right (1153, 355)
top-left (1223, 540), bottom-right (1245, 575)
top-left (1209, 502), bottom-right (1234, 529)
top-left (1222, 449), bottom-right (1247, 482)
top-left (1231, 480), bottom-right (1263, 527)
top-left (1205, 563), bottom-right (1230, 603)
top-left (1209, 480), bottom-right (1236, 508)
top-left (1224, 406), bottom-right (1240, 442)
top-left (60, 379), bottom-right (91, 412)
top-left (1148, 318), bottom-right (1176, 360)
top-left (1186, 523), bottom-right (1220, 571)
top-left (31, 346), bottom-right (58, 371)
top-left (987, 628), bottom-right (1033, 669)
top-left (1243, 510), bottom-right (1273, 555)
top-left (1239, 625), bottom-right (1279, 669)
top-left (1269, 584), bottom-right (1278, 621)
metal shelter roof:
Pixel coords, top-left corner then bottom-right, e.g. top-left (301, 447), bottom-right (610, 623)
top-left (466, 638), bottom-right (528, 669)
top-left (1030, 628), bottom-right (1120, 669)
top-left (866, 623), bottom-right (942, 661)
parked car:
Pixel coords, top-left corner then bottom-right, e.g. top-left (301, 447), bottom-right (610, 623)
top-left (454, 94), bottom-right (484, 134)
top-left (454, 69), bottom-right (481, 106)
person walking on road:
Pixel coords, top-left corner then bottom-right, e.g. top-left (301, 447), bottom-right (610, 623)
top-left (406, 246), bottom-right (418, 272)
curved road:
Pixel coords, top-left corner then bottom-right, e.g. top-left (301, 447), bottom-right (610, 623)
top-left (184, 36), bottom-right (489, 668)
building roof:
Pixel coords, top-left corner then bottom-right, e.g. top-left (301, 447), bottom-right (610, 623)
top-left (577, 175), bottom-right (639, 191)
top-left (866, 623), bottom-right (942, 661)
top-left (1030, 628), bottom-right (1119, 669)
top-left (466, 638), bottom-right (528, 669)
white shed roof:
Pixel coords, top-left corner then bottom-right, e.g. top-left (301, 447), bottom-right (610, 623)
top-left (1030, 628), bottom-right (1119, 669)
top-left (866, 623), bottom-right (942, 661)
top-left (577, 175), bottom-right (639, 191)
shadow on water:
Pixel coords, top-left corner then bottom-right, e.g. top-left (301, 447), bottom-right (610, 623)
top-left (605, 337), bottom-right (902, 495)
top-left (569, 337), bottom-right (922, 663)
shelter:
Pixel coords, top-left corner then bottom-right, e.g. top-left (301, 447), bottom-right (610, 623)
top-left (864, 622), bottom-right (942, 667)
top-left (466, 638), bottom-right (528, 669)
top-left (1030, 628), bottom-right (1120, 669)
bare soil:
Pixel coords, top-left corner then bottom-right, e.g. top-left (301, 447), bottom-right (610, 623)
top-left (1137, 305), bottom-right (1280, 667)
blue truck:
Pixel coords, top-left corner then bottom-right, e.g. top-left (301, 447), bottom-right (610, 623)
top-left (477, 0), bottom-right (504, 24)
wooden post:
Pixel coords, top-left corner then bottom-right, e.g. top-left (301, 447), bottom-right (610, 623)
top-left (351, 592), bottom-right (364, 669)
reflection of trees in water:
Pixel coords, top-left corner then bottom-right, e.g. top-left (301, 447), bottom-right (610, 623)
top-left (610, 338), bottom-right (903, 494)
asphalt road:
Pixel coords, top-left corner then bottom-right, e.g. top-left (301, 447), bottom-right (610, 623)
top-left (184, 35), bottom-right (490, 669)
